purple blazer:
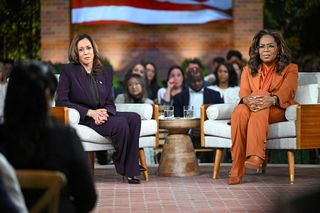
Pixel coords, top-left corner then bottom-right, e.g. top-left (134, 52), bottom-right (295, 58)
top-left (56, 64), bottom-right (117, 123)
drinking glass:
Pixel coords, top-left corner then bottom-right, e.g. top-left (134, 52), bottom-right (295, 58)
top-left (164, 106), bottom-right (174, 119)
top-left (183, 105), bottom-right (194, 118)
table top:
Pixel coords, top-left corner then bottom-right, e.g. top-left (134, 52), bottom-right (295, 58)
top-left (159, 118), bottom-right (200, 130)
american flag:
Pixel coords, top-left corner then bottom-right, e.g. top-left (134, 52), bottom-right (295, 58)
top-left (72, 0), bottom-right (232, 25)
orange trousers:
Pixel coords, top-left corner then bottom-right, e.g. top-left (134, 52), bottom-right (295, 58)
top-left (230, 104), bottom-right (285, 176)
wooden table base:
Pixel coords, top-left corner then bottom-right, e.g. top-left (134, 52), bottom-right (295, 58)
top-left (158, 134), bottom-right (200, 177)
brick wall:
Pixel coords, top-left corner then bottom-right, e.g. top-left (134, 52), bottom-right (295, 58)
top-left (41, 0), bottom-right (263, 80)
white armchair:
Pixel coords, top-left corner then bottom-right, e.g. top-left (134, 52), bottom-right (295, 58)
top-left (67, 103), bottom-right (159, 181)
top-left (201, 72), bottom-right (320, 183)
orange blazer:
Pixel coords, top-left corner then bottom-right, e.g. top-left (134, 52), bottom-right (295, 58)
top-left (239, 63), bottom-right (298, 109)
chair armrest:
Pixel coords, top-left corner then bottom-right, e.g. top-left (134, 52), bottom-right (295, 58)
top-left (206, 103), bottom-right (237, 120)
top-left (68, 108), bottom-right (80, 125)
top-left (285, 104), bottom-right (298, 121)
top-left (200, 104), bottom-right (210, 147)
top-left (115, 103), bottom-right (153, 120)
top-left (296, 104), bottom-right (320, 149)
top-left (50, 107), bottom-right (68, 125)
top-left (152, 104), bottom-right (160, 147)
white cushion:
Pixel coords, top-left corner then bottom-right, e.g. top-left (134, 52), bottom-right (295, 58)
top-left (73, 124), bottom-right (111, 144)
top-left (140, 120), bottom-right (157, 137)
top-left (204, 120), bottom-right (231, 138)
top-left (116, 103), bottom-right (153, 120)
top-left (204, 136), bottom-right (231, 148)
top-left (139, 136), bottom-right (156, 148)
top-left (295, 84), bottom-right (318, 104)
top-left (267, 138), bottom-right (297, 149)
top-left (285, 105), bottom-right (297, 121)
top-left (267, 121), bottom-right (296, 139)
top-left (206, 103), bottom-right (237, 120)
top-left (68, 108), bottom-right (80, 125)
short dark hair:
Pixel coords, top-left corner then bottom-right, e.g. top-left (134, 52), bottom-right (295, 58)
top-left (212, 57), bottom-right (226, 65)
top-left (226, 50), bottom-right (243, 61)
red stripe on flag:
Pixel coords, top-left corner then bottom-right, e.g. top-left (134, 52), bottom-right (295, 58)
top-left (72, 0), bottom-right (229, 13)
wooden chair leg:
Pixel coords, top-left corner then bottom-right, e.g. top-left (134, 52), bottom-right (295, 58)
top-left (139, 148), bottom-right (149, 181)
top-left (287, 150), bottom-right (295, 184)
top-left (87, 151), bottom-right (95, 174)
top-left (213, 148), bottom-right (223, 179)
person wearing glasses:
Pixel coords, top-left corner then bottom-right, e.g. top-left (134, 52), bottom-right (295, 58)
top-left (115, 73), bottom-right (153, 104)
top-left (228, 29), bottom-right (298, 185)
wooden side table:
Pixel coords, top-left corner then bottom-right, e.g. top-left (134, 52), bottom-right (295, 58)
top-left (158, 118), bottom-right (200, 176)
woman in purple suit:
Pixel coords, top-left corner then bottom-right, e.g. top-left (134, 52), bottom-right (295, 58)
top-left (56, 34), bottom-right (141, 184)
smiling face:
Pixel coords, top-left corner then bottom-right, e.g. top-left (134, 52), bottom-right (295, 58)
top-left (258, 34), bottom-right (279, 65)
top-left (77, 38), bottom-right (94, 69)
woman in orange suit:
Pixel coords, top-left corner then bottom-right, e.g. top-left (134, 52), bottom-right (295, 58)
top-left (228, 29), bottom-right (298, 185)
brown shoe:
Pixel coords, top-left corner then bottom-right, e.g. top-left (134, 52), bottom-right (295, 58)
top-left (245, 155), bottom-right (264, 170)
top-left (228, 176), bottom-right (241, 185)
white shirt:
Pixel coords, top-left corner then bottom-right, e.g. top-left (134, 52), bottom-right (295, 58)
top-left (189, 88), bottom-right (204, 118)
top-left (207, 85), bottom-right (240, 104)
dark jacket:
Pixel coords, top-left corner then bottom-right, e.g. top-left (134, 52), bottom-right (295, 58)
top-left (173, 87), bottom-right (223, 117)
top-left (0, 118), bottom-right (97, 213)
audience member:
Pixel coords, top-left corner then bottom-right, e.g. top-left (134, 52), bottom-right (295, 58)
top-left (204, 56), bottom-right (226, 84)
top-left (228, 29), bottom-right (298, 185)
top-left (226, 49), bottom-right (243, 82)
top-left (0, 60), bottom-right (97, 212)
top-left (115, 73), bottom-right (153, 104)
top-left (157, 65), bottom-right (185, 105)
top-left (145, 62), bottom-right (161, 101)
top-left (131, 63), bottom-right (145, 77)
top-left (56, 33), bottom-right (142, 184)
top-left (173, 67), bottom-right (223, 118)
top-left (184, 58), bottom-right (210, 88)
top-left (208, 62), bottom-right (240, 104)
top-left (0, 153), bottom-right (28, 213)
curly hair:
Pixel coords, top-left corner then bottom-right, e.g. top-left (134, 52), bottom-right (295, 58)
top-left (68, 34), bottom-right (103, 74)
top-left (248, 29), bottom-right (291, 76)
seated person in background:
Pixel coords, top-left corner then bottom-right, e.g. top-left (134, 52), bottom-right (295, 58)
top-left (208, 62), bottom-right (240, 104)
top-left (0, 61), bottom-right (97, 212)
top-left (226, 49), bottom-right (243, 83)
top-left (56, 34), bottom-right (142, 184)
top-left (173, 67), bottom-right (223, 118)
top-left (115, 73), bottom-right (153, 104)
top-left (204, 56), bottom-right (226, 84)
top-left (131, 63), bottom-right (145, 77)
top-left (184, 58), bottom-right (210, 88)
top-left (145, 62), bottom-right (161, 102)
top-left (157, 65), bottom-right (185, 105)
top-left (0, 60), bottom-right (13, 121)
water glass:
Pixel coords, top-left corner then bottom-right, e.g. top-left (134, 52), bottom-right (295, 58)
top-left (164, 106), bottom-right (174, 119)
top-left (183, 105), bottom-right (194, 118)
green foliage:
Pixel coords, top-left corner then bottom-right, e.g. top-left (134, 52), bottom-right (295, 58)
top-left (0, 0), bottom-right (40, 60)
top-left (264, 0), bottom-right (320, 62)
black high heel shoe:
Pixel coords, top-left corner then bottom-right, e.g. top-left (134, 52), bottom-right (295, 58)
top-left (122, 176), bottom-right (141, 184)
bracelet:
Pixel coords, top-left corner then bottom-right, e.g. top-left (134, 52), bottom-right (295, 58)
top-left (272, 96), bottom-right (277, 106)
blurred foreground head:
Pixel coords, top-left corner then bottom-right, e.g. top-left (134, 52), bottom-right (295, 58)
top-left (4, 61), bottom-right (57, 126)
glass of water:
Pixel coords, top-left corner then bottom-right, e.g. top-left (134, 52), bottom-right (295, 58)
top-left (164, 106), bottom-right (174, 119)
top-left (183, 105), bottom-right (194, 118)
